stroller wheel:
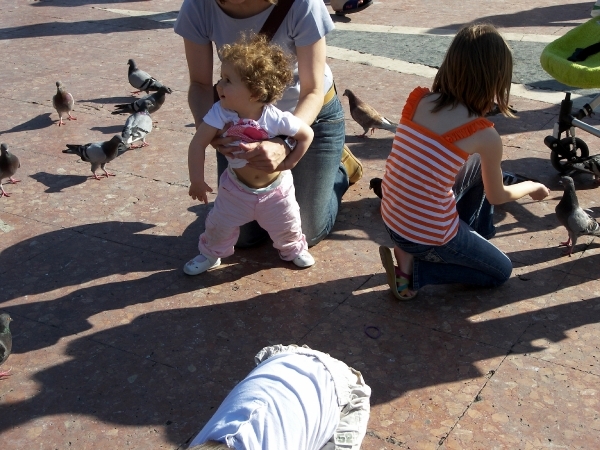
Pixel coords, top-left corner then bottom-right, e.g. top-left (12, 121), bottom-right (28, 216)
top-left (550, 137), bottom-right (589, 173)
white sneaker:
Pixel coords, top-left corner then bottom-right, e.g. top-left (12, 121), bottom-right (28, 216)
top-left (183, 254), bottom-right (221, 275)
top-left (292, 251), bottom-right (315, 268)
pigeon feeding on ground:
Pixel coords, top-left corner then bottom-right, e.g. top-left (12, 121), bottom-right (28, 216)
top-left (581, 155), bottom-right (600, 183)
top-left (52, 81), bottom-right (77, 126)
top-left (112, 85), bottom-right (172, 116)
top-left (0, 143), bottom-right (21, 198)
top-left (122, 100), bottom-right (153, 148)
top-left (127, 59), bottom-right (171, 95)
top-left (343, 89), bottom-right (397, 137)
top-left (0, 313), bottom-right (12, 380)
top-left (63, 135), bottom-right (126, 180)
top-left (555, 176), bottom-right (600, 256)
top-left (369, 177), bottom-right (383, 199)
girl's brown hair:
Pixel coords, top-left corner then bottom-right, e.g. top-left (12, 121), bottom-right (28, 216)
top-left (219, 33), bottom-right (293, 104)
top-left (431, 23), bottom-right (514, 117)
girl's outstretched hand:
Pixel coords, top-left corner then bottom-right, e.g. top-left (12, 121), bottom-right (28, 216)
top-left (189, 181), bottom-right (213, 204)
top-left (529, 182), bottom-right (551, 201)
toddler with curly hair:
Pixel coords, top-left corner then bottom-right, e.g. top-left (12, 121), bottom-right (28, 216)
top-left (185, 34), bottom-right (315, 275)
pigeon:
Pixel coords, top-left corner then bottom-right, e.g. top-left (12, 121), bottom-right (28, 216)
top-left (63, 135), bottom-right (126, 180)
top-left (52, 81), bottom-right (77, 126)
top-left (0, 143), bottom-right (21, 198)
top-left (369, 177), bottom-right (383, 199)
top-left (112, 85), bottom-right (172, 115)
top-left (555, 176), bottom-right (600, 256)
top-left (342, 89), bottom-right (397, 137)
top-left (127, 59), bottom-right (170, 95)
top-left (581, 155), bottom-right (600, 183)
top-left (0, 313), bottom-right (12, 380)
top-left (122, 100), bottom-right (153, 148)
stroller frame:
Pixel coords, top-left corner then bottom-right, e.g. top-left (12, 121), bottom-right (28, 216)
top-left (543, 92), bottom-right (600, 173)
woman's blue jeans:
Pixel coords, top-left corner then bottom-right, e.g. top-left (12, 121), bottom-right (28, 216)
top-left (217, 95), bottom-right (348, 248)
top-left (385, 154), bottom-right (512, 289)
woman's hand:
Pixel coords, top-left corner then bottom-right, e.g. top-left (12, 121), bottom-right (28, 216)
top-left (529, 182), bottom-right (551, 201)
top-left (237, 138), bottom-right (288, 173)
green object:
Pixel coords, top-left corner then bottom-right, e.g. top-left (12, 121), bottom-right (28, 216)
top-left (540, 17), bottom-right (600, 88)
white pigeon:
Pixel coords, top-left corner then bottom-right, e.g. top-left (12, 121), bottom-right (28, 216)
top-left (122, 100), bottom-right (153, 148)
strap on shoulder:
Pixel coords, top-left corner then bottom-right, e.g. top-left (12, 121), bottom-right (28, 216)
top-left (260, 0), bottom-right (295, 41)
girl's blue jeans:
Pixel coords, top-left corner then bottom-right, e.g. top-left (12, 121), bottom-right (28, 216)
top-left (385, 154), bottom-right (512, 289)
top-left (217, 95), bottom-right (348, 248)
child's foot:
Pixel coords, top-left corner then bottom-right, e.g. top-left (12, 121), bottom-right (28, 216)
top-left (183, 253), bottom-right (221, 276)
top-left (292, 250), bottom-right (315, 268)
top-left (379, 246), bottom-right (418, 300)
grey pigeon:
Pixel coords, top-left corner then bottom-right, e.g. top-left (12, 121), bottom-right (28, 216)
top-left (555, 176), bottom-right (600, 256)
top-left (112, 85), bottom-right (172, 115)
top-left (343, 89), bottom-right (397, 137)
top-left (581, 155), bottom-right (600, 183)
top-left (63, 135), bottom-right (125, 180)
top-left (0, 143), bottom-right (21, 198)
top-left (0, 313), bottom-right (12, 380)
top-left (52, 81), bottom-right (76, 126)
top-left (122, 100), bottom-right (153, 148)
top-left (127, 59), bottom-right (170, 94)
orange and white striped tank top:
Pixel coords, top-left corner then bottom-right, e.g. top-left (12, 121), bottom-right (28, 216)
top-left (381, 87), bottom-right (494, 246)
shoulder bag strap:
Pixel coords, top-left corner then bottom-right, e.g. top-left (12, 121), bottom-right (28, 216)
top-left (259, 0), bottom-right (295, 41)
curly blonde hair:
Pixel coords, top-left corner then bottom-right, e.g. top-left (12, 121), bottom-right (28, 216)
top-left (219, 33), bottom-right (294, 104)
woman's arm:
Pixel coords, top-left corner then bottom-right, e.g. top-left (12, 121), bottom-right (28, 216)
top-left (478, 129), bottom-right (550, 204)
top-left (293, 37), bottom-right (326, 126)
top-left (183, 38), bottom-right (215, 127)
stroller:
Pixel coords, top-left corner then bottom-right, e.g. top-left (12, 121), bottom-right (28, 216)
top-left (540, 17), bottom-right (600, 180)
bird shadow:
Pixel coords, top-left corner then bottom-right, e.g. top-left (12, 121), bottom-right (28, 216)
top-left (0, 113), bottom-right (54, 135)
top-left (90, 125), bottom-right (124, 134)
top-left (30, 172), bottom-right (88, 193)
top-left (79, 96), bottom-right (135, 105)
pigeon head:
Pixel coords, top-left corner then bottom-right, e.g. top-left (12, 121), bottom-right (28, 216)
top-left (0, 143), bottom-right (7, 155)
top-left (159, 86), bottom-right (173, 94)
top-left (140, 100), bottom-right (153, 111)
top-left (110, 135), bottom-right (124, 144)
top-left (559, 176), bottom-right (575, 190)
top-left (343, 89), bottom-right (353, 98)
top-left (128, 59), bottom-right (136, 67)
top-left (0, 313), bottom-right (11, 330)
top-left (56, 81), bottom-right (63, 89)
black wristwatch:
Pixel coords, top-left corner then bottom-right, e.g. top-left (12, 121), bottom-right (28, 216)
top-left (281, 136), bottom-right (297, 152)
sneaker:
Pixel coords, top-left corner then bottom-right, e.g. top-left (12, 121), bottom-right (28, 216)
top-left (331, 0), bottom-right (373, 15)
top-left (183, 253), bottom-right (221, 276)
top-left (292, 251), bottom-right (315, 268)
top-left (341, 144), bottom-right (363, 185)
top-left (592, 1), bottom-right (600, 17)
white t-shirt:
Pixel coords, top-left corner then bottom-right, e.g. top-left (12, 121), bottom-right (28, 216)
top-left (203, 102), bottom-right (302, 168)
top-left (174, 0), bottom-right (335, 113)
top-left (190, 353), bottom-right (340, 450)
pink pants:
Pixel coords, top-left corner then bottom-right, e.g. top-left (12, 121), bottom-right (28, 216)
top-left (198, 169), bottom-right (308, 261)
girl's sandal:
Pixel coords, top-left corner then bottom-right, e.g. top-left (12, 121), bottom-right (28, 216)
top-left (379, 246), bottom-right (418, 301)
